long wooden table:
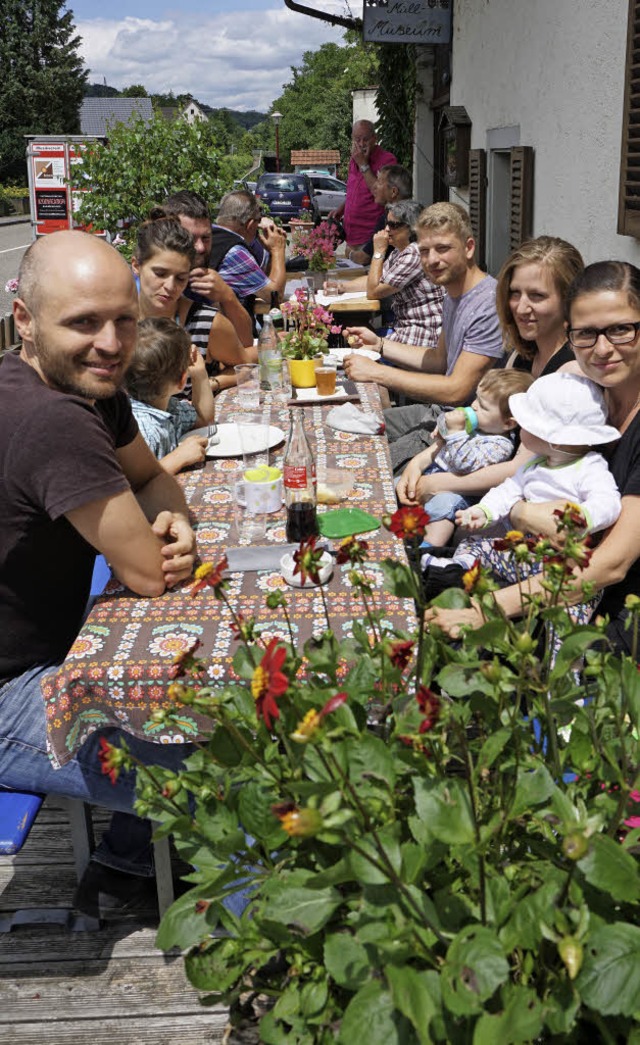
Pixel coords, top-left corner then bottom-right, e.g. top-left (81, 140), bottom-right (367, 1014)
top-left (43, 383), bottom-right (414, 769)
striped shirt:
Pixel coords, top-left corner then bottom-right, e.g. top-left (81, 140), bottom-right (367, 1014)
top-left (183, 301), bottom-right (221, 376)
top-left (383, 243), bottom-right (444, 348)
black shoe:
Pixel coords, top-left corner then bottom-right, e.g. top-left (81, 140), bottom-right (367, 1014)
top-left (73, 861), bottom-right (162, 923)
top-left (421, 563), bottom-right (465, 601)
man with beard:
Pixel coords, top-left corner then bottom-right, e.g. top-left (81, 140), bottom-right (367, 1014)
top-left (343, 203), bottom-right (504, 472)
top-left (0, 230), bottom-right (198, 918)
top-left (160, 190), bottom-right (253, 347)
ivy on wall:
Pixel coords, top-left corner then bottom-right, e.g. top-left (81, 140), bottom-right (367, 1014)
top-left (373, 43), bottom-right (419, 168)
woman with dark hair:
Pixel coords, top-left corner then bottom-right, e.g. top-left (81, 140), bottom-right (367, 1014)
top-left (397, 236), bottom-right (584, 505)
top-left (132, 215), bottom-right (255, 392)
top-left (332, 200), bottom-right (444, 348)
top-left (427, 260), bottom-right (640, 657)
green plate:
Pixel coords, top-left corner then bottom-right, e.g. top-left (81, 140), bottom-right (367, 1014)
top-left (318, 508), bottom-right (381, 539)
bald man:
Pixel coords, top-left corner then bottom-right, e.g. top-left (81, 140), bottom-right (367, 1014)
top-left (330, 120), bottom-right (397, 250)
top-left (0, 230), bottom-right (197, 919)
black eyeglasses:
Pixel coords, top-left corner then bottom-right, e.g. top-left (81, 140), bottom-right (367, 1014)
top-left (567, 321), bottom-right (640, 349)
top-left (386, 219), bottom-right (407, 230)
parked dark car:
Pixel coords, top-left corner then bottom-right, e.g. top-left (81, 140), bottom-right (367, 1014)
top-left (255, 173), bottom-right (320, 223)
top-left (306, 173), bottom-right (347, 217)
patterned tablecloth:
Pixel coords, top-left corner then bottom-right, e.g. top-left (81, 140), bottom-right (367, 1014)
top-left (43, 382), bottom-right (416, 767)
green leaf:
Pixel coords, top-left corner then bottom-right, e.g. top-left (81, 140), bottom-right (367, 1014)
top-left (622, 657), bottom-right (640, 731)
top-left (499, 880), bottom-right (562, 952)
top-left (413, 778), bottom-right (476, 845)
top-left (237, 781), bottom-right (279, 841)
top-left (380, 558), bottom-right (418, 598)
top-left (576, 922), bottom-right (640, 1016)
top-left (385, 965), bottom-right (439, 1044)
top-left (261, 872), bottom-right (342, 934)
top-left (347, 827), bottom-right (402, 885)
top-left (549, 626), bottom-right (605, 679)
top-left (348, 731), bottom-right (396, 789)
top-left (476, 728), bottom-right (511, 775)
top-left (472, 985), bottom-right (544, 1044)
top-left (324, 933), bottom-right (371, 989)
top-left (510, 764), bottom-right (555, 819)
top-left (441, 926), bottom-right (509, 1016)
top-left (338, 981), bottom-right (406, 1045)
top-left (184, 938), bottom-right (244, 994)
top-left (578, 834), bottom-right (640, 902)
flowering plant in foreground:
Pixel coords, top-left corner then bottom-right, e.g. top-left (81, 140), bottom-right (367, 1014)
top-left (104, 506), bottom-right (640, 1043)
top-left (280, 288), bottom-right (342, 361)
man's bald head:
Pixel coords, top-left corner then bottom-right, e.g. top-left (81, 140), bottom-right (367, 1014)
top-left (18, 231), bottom-right (134, 318)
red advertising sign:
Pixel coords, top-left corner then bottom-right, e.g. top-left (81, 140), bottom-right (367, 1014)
top-left (26, 137), bottom-right (104, 237)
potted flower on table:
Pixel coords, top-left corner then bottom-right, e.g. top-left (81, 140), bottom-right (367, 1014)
top-left (281, 288), bottom-right (342, 388)
top-left (290, 219), bottom-right (339, 291)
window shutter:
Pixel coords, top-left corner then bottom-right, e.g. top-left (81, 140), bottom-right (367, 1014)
top-left (468, 148), bottom-right (487, 269)
top-left (619, 0), bottom-right (640, 236)
top-left (509, 146), bottom-right (534, 251)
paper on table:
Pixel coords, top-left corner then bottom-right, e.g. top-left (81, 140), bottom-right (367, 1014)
top-left (226, 545), bottom-right (299, 573)
top-left (316, 290), bottom-right (369, 305)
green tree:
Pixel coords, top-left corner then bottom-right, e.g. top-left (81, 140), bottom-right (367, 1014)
top-left (0, 0), bottom-right (87, 183)
top-left (70, 114), bottom-right (226, 250)
top-left (120, 84), bottom-right (149, 97)
top-left (243, 38), bottom-right (379, 177)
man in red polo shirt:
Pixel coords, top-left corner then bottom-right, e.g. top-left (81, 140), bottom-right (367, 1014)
top-left (331, 120), bottom-right (397, 252)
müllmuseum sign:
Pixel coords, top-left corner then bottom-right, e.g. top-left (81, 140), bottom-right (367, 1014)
top-left (363, 0), bottom-right (452, 44)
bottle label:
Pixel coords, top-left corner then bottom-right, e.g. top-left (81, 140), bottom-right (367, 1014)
top-left (284, 465), bottom-right (308, 489)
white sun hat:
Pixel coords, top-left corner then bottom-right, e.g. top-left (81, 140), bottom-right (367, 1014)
top-left (508, 373), bottom-right (620, 446)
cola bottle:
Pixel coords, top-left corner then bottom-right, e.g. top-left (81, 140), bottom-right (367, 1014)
top-left (283, 410), bottom-right (318, 542)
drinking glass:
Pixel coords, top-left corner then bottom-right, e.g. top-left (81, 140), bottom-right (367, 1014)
top-left (234, 364), bottom-right (260, 410)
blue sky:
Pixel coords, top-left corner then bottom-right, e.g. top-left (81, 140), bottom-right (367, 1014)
top-left (68, 0), bottom-right (348, 111)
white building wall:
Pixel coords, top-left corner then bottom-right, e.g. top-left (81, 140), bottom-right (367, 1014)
top-left (352, 89), bottom-right (379, 128)
top-left (449, 0), bottom-right (640, 265)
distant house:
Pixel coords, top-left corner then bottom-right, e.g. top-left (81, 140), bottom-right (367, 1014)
top-left (80, 98), bottom-right (154, 136)
top-left (291, 150), bottom-right (340, 176)
top-left (181, 100), bottom-right (209, 125)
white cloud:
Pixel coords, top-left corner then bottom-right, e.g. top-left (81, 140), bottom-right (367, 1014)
top-left (76, 5), bottom-right (345, 111)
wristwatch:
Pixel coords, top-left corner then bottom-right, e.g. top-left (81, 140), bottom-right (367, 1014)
top-left (373, 251), bottom-right (384, 260)
top-left (359, 163), bottom-right (370, 173)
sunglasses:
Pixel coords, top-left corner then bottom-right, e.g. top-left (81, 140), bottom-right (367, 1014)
top-left (386, 219), bottom-right (407, 230)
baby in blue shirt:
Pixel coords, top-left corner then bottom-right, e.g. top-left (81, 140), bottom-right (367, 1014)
top-left (126, 318), bottom-right (215, 475)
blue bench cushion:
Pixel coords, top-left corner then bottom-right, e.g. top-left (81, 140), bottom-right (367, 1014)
top-left (0, 790), bottom-right (44, 855)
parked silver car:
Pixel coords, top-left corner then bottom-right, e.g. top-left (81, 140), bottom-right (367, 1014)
top-left (306, 174), bottom-right (347, 217)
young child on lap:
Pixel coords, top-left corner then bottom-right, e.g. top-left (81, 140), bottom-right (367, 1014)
top-left (402, 369), bottom-right (534, 547)
top-left (421, 373), bottom-right (622, 601)
top-left (126, 318), bottom-right (216, 475)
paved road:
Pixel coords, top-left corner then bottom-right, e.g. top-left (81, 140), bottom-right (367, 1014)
top-left (0, 221), bottom-right (31, 319)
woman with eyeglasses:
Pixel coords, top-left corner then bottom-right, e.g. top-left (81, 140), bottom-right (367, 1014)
top-left (426, 260), bottom-right (640, 658)
top-left (331, 201), bottom-right (444, 348)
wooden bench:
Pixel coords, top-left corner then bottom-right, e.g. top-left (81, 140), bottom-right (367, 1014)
top-left (0, 789), bottom-right (176, 931)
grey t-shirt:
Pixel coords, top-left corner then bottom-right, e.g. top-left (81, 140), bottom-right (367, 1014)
top-left (443, 275), bottom-right (503, 375)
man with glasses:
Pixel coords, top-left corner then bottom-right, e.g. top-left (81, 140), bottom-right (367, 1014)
top-left (330, 120), bottom-right (397, 252)
top-left (347, 164), bottom-right (412, 266)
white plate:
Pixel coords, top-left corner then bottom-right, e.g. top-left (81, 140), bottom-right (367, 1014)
top-left (292, 385), bottom-right (351, 403)
top-left (182, 423), bottom-right (285, 458)
top-left (326, 347), bottom-right (381, 366)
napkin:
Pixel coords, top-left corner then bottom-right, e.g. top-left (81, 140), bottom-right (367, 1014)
top-left (226, 545), bottom-right (299, 573)
top-left (325, 403), bottom-right (386, 435)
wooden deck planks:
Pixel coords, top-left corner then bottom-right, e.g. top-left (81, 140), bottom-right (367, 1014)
top-left (0, 800), bottom-right (229, 1044)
